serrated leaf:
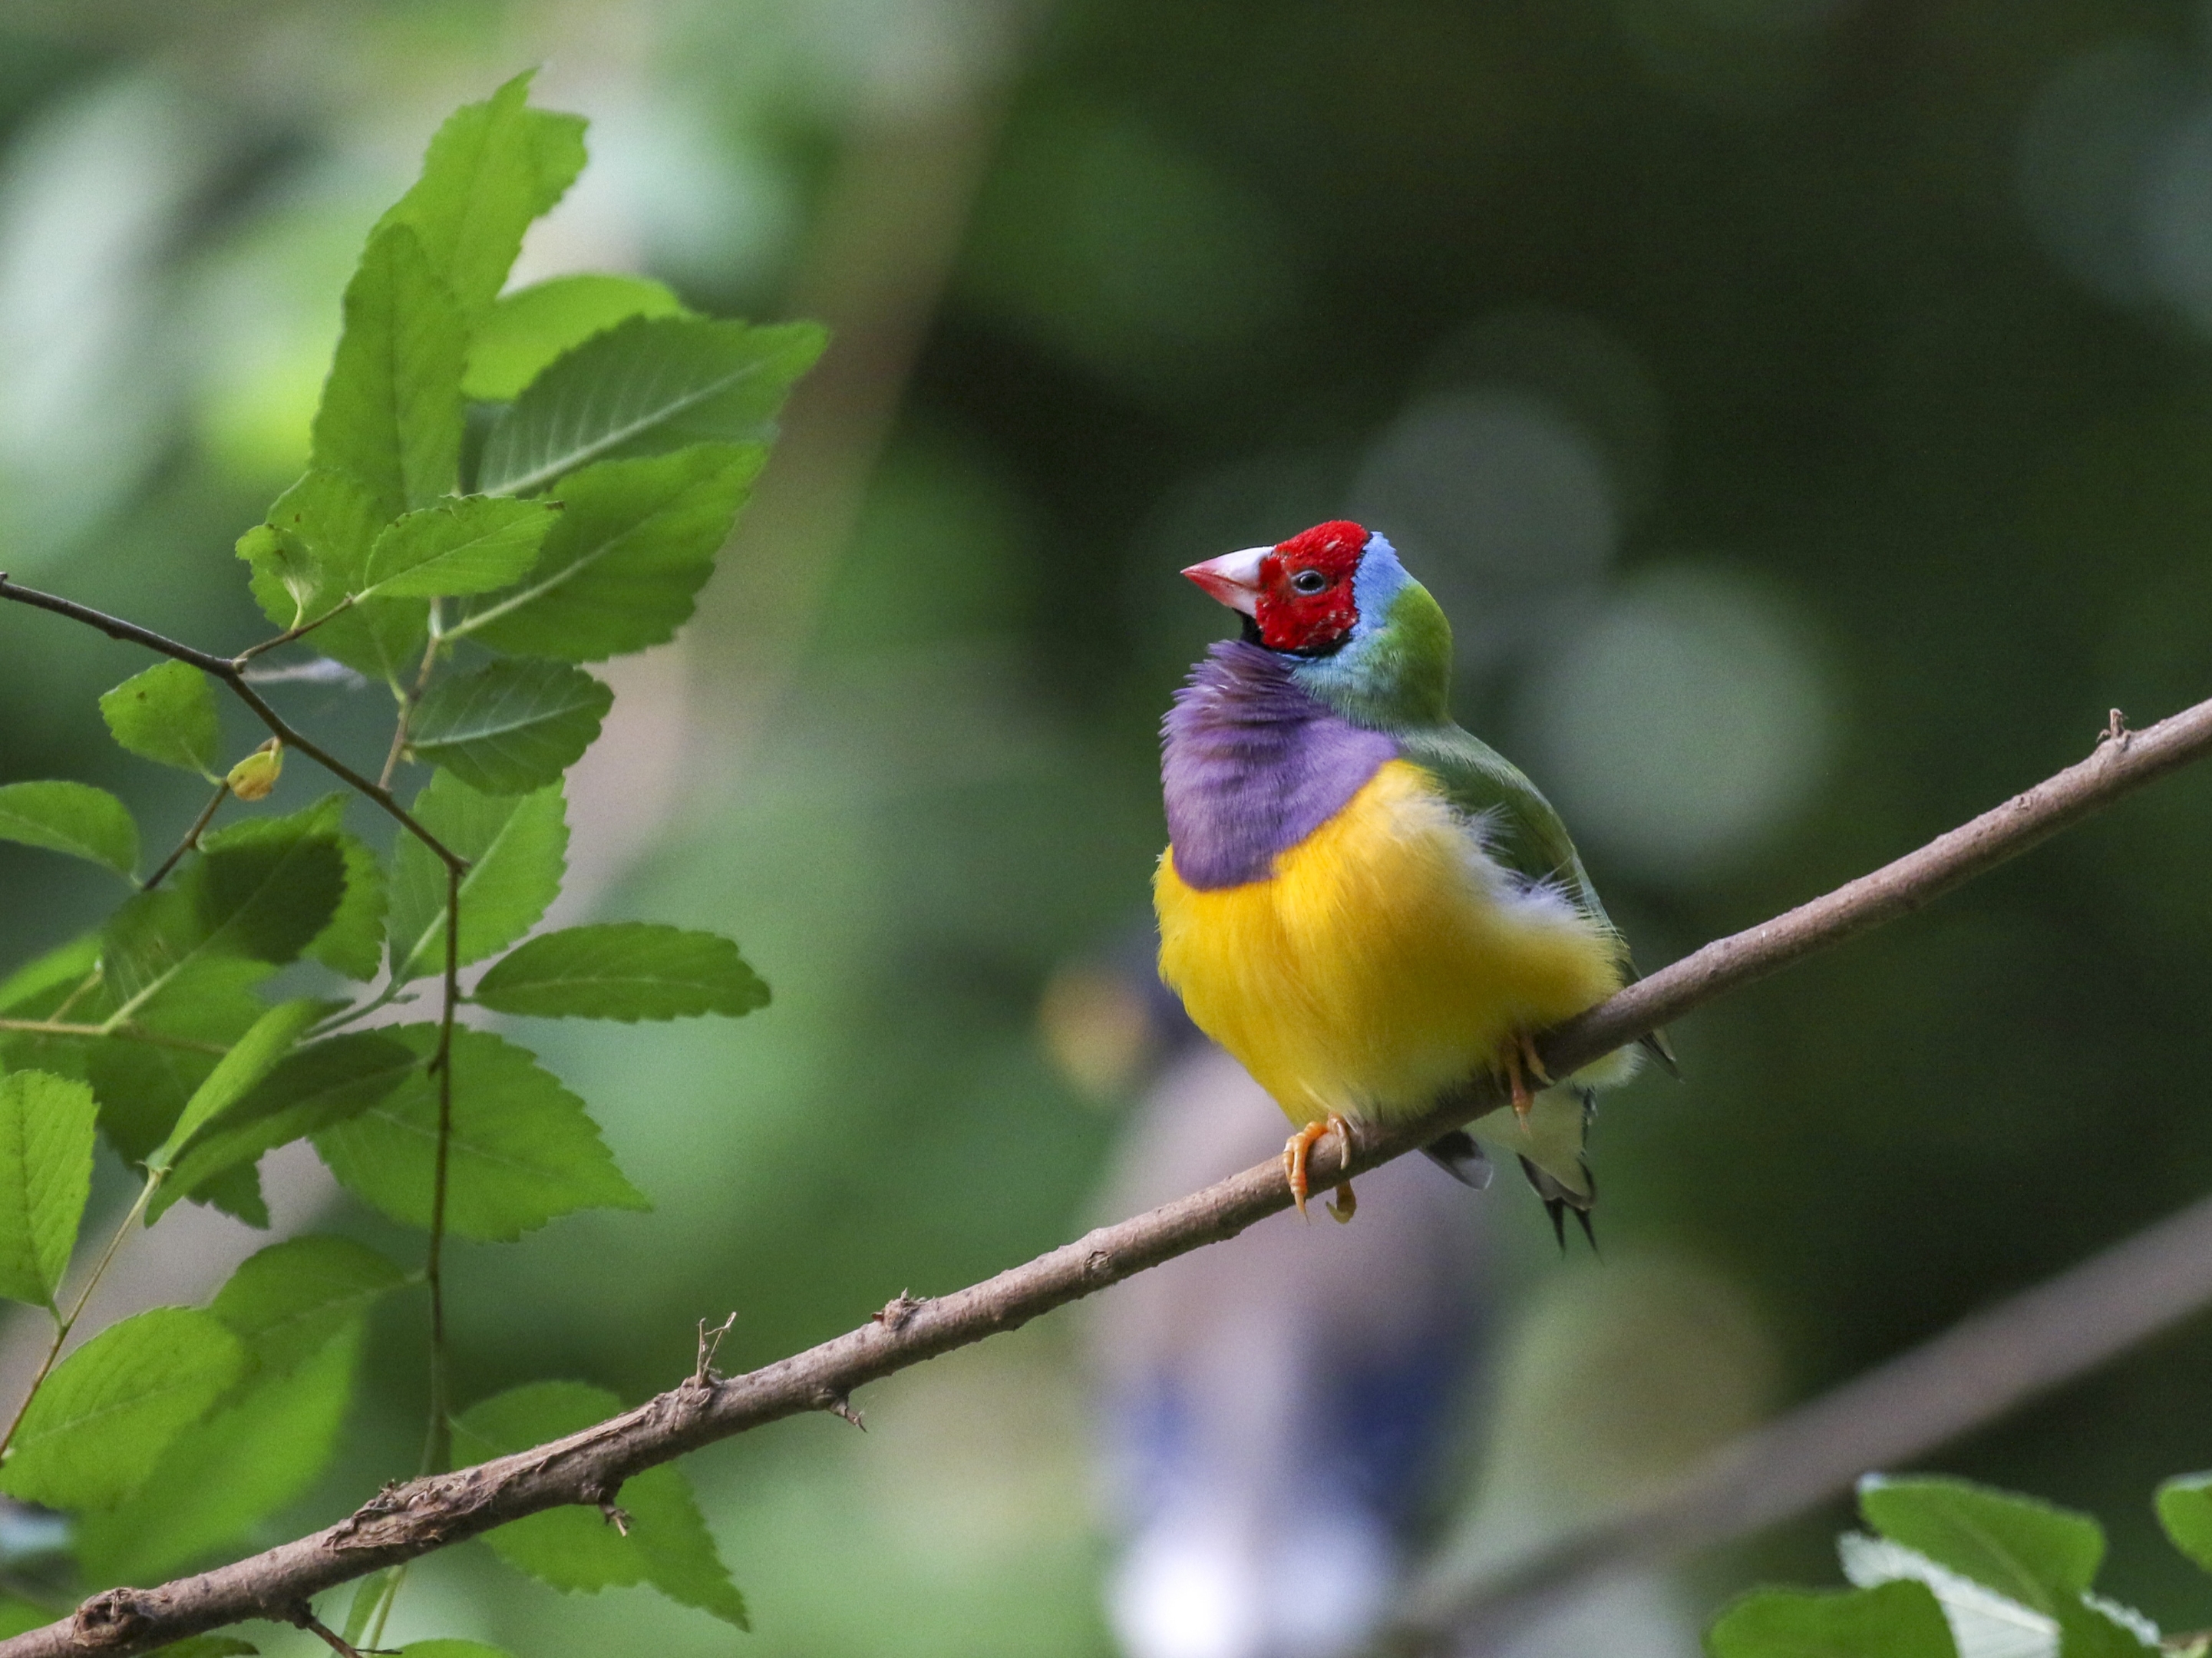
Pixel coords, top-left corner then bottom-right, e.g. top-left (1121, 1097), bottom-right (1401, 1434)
top-left (311, 222), bottom-right (465, 517)
top-left (148, 999), bottom-right (328, 1174)
top-left (379, 71), bottom-right (584, 321)
top-left (455, 1382), bottom-right (746, 1628)
top-left (239, 468), bottom-right (383, 632)
top-left (477, 315), bottom-right (824, 497)
top-left (104, 834), bottom-right (347, 1016)
top-left (1706, 1581), bottom-right (1956, 1658)
top-left (2160, 1475), bottom-right (2212, 1574)
top-left (465, 274), bottom-right (688, 401)
top-left (155, 1035), bottom-right (418, 1221)
top-left (408, 660), bottom-right (611, 794)
top-left (1860, 1475), bottom-right (2103, 1617)
top-left (210, 1234), bottom-right (408, 1374)
top-left (87, 956), bottom-right (267, 1162)
top-left (358, 497), bottom-right (557, 600)
top-left (211, 798), bottom-right (386, 982)
top-left (0, 781), bottom-right (138, 880)
top-left (99, 662), bottom-right (221, 777)
top-left (454, 444), bottom-right (761, 661)
top-left (74, 1325), bottom-right (359, 1586)
top-left (0, 933), bottom-right (99, 1014)
top-left (0, 1072), bottom-right (96, 1309)
top-left (387, 775), bottom-right (566, 983)
top-left (475, 923), bottom-right (768, 1020)
top-left (314, 1026), bottom-right (646, 1240)
top-left (0, 1306), bottom-right (244, 1511)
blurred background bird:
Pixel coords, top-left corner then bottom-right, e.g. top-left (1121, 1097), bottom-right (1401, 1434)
top-left (1154, 521), bottom-right (1667, 1238)
top-left (1081, 958), bottom-right (1491, 1658)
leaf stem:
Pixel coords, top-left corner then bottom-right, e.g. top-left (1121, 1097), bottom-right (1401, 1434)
top-left (0, 1171), bottom-right (163, 1465)
top-left (378, 616), bottom-right (445, 793)
top-left (0, 1019), bottom-right (227, 1055)
top-left (142, 780), bottom-right (232, 892)
top-left (232, 596), bottom-right (357, 667)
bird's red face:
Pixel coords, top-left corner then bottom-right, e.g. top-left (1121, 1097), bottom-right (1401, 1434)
top-left (1182, 520), bottom-right (1368, 653)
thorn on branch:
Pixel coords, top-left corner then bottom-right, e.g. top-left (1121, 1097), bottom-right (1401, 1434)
top-left (819, 1390), bottom-right (866, 1431)
top-left (871, 1292), bottom-right (923, 1332)
top-left (2098, 707), bottom-right (2134, 751)
top-left (692, 1312), bottom-right (738, 1388)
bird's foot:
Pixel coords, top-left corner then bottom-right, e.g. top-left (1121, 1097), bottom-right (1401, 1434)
top-left (1504, 1030), bottom-right (1553, 1124)
top-left (1283, 1113), bottom-right (1356, 1220)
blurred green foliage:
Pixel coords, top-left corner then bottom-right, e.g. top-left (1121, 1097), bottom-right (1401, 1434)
top-left (2, 1), bottom-right (2212, 1653)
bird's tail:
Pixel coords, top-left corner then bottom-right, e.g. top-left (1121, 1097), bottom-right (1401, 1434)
top-left (1422, 1129), bottom-right (1493, 1188)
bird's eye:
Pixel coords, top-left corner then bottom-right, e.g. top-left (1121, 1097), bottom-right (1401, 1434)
top-left (1290, 570), bottom-right (1328, 595)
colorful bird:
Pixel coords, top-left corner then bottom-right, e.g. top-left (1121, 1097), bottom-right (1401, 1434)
top-left (1154, 520), bottom-right (1669, 1239)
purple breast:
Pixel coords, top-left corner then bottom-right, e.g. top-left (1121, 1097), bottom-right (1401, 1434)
top-left (1162, 640), bottom-right (1398, 890)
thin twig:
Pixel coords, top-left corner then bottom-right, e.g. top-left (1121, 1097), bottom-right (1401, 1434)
top-left (142, 780), bottom-right (231, 892)
top-left (231, 596), bottom-right (356, 667)
top-left (377, 616), bottom-right (443, 793)
top-left (1400, 1184), bottom-right (2212, 1653)
top-left (11, 691), bottom-right (2212, 1658)
top-left (0, 574), bottom-right (464, 874)
top-left (419, 861), bottom-right (462, 1475)
top-left (0, 1019), bottom-right (227, 1056)
top-left (287, 1604), bottom-right (370, 1658)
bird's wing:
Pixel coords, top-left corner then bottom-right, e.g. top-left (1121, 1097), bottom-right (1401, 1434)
top-left (1394, 725), bottom-right (1617, 932)
top-left (1398, 725), bottom-right (1679, 1075)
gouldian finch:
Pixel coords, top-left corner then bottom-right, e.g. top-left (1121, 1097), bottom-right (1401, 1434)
top-left (1154, 520), bottom-right (1668, 1239)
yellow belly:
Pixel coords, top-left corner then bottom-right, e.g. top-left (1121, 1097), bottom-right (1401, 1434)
top-left (1154, 759), bottom-right (1625, 1125)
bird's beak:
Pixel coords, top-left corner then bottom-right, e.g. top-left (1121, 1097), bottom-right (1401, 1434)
top-left (1181, 547), bottom-right (1268, 616)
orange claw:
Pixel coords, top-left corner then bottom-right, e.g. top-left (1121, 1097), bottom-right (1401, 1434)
top-left (1504, 1031), bottom-right (1551, 1123)
top-left (1283, 1112), bottom-right (1357, 1220)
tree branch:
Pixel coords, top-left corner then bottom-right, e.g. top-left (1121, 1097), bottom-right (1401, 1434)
top-left (1398, 1183), bottom-right (2212, 1652)
top-left (0, 574), bottom-right (464, 874)
top-left (6, 695), bottom-right (2211, 1658)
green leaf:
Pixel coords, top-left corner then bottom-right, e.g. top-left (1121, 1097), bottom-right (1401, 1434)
top-left (145, 1640), bottom-right (257, 1658)
top-left (358, 497), bottom-right (558, 600)
top-left (74, 1325), bottom-right (360, 1586)
top-left (1860, 1475), bottom-right (2104, 1616)
top-left (454, 444), bottom-right (762, 661)
top-left (203, 798), bottom-right (386, 982)
top-left (475, 923), bottom-right (768, 1020)
top-left (0, 781), bottom-right (138, 880)
top-left (397, 1643), bottom-right (513, 1658)
top-left (0, 1072), bottom-right (96, 1308)
top-left (104, 833), bottom-right (347, 1014)
top-left (238, 468), bottom-right (383, 632)
top-left (455, 1382), bottom-right (746, 1628)
top-left (99, 662), bottom-right (221, 777)
top-left (477, 315), bottom-right (824, 497)
top-left (465, 274), bottom-right (689, 401)
top-left (379, 71), bottom-right (585, 321)
top-left (2161, 1475), bottom-right (2212, 1574)
top-left (210, 1234), bottom-right (408, 1373)
top-left (387, 774), bottom-right (567, 983)
top-left (2058, 1598), bottom-right (2160, 1656)
top-left (148, 999), bottom-right (328, 1173)
top-left (1706, 1581), bottom-right (1956, 1658)
top-left (314, 1026), bottom-right (646, 1240)
top-left (155, 1035), bottom-right (418, 1220)
top-left (408, 659), bottom-right (612, 794)
top-left (310, 222), bottom-right (466, 517)
top-left (0, 1306), bottom-right (244, 1511)
top-left (239, 470), bottom-right (431, 682)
